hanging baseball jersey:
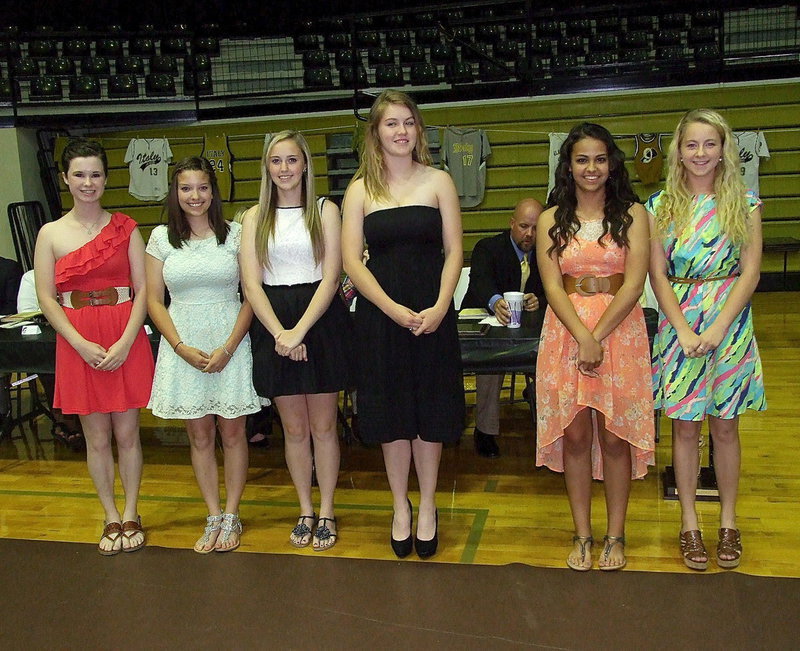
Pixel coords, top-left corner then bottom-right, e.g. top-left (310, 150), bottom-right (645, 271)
top-left (351, 121), bottom-right (366, 157)
top-left (733, 131), bottom-right (770, 195)
top-left (203, 134), bottom-right (234, 201)
top-left (124, 138), bottom-right (173, 201)
top-left (442, 127), bottom-right (491, 208)
top-left (262, 132), bottom-right (274, 155)
top-left (634, 133), bottom-right (664, 185)
top-left (547, 132), bottom-right (568, 202)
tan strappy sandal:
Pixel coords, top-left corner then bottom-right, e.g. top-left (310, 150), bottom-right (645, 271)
top-left (598, 535), bottom-right (626, 571)
top-left (566, 535), bottom-right (593, 571)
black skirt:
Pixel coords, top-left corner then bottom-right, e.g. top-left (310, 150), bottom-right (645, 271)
top-left (250, 282), bottom-right (353, 398)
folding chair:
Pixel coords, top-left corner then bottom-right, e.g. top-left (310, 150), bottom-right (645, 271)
top-left (7, 201), bottom-right (49, 272)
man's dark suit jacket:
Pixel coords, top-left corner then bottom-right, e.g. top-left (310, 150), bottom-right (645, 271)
top-left (463, 230), bottom-right (546, 312)
top-left (0, 257), bottom-right (22, 315)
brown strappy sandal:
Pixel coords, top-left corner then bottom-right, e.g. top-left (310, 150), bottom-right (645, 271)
top-left (717, 528), bottom-right (742, 569)
top-left (98, 522), bottom-right (123, 556)
top-left (679, 529), bottom-right (708, 570)
top-left (120, 516), bottom-right (146, 553)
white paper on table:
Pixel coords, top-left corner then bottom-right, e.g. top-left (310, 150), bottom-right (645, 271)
top-left (458, 308), bottom-right (488, 320)
top-left (0, 320), bottom-right (34, 329)
top-left (480, 316), bottom-right (502, 326)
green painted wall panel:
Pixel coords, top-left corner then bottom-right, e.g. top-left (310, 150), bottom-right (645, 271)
top-left (490, 143), bottom-right (549, 166)
top-left (485, 166), bottom-right (547, 188)
top-left (234, 160), bottom-right (261, 180)
top-left (759, 151), bottom-right (799, 174)
top-left (759, 174), bottom-right (800, 198)
top-left (66, 80), bottom-right (797, 273)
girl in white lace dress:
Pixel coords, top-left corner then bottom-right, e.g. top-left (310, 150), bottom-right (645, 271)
top-left (241, 131), bottom-right (352, 552)
top-left (146, 157), bottom-right (260, 553)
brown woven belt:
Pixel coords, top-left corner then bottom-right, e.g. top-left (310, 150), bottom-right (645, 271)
top-left (57, 286), bottom-right (131, 309)
top-left (667, 274), bottom-right (738, 284)
top-left (562, 273), bottom-right (624, 297)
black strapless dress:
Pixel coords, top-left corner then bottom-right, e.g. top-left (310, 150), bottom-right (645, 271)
top-left (354, 206), bottom-right (465, 443)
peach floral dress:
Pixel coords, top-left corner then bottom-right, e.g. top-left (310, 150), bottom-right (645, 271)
top-left (535, 219), bottom-right (655, 480)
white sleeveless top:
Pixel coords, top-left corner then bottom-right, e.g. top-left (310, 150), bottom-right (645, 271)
top-left (262, 204), bottom-right (323, 286)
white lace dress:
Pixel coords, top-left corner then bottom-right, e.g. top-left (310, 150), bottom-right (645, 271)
top-left (146, 221), bottom-right (260, 419)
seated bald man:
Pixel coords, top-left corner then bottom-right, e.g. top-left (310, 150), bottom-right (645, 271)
top-left (462, 198), bottom-right (546, 458)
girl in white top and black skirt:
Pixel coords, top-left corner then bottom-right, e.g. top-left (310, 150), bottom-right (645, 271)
top-left (241, 130), bottom-right (352, 551)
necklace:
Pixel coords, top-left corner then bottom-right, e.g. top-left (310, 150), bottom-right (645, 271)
top-left (78, 214), bottom-right (104, 236)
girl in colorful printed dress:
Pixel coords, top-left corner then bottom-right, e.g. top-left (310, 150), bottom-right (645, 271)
top-left (648, 109), bottom-right (766, 571)
top-left (536, 123), bottom-right (654, 571)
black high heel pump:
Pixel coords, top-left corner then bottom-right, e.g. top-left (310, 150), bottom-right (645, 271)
top-left (415, 509), bottom-right (438, 559)
top-left (390, 498), bottom-right (413, 558)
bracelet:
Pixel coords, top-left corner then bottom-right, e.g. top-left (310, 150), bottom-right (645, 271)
top-left (222, 345), bottom-right (233, 358)
top-left (173, 341), bottom-right (184, 352)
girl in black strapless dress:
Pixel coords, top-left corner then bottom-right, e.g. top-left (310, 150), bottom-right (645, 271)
top-left (342, 90), bottom-right (465, 559)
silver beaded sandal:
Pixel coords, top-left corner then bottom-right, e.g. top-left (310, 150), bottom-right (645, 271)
top-left (194, 513), bottom-right (224, 554)
top-left (215, 513), bottom-right (242, 553)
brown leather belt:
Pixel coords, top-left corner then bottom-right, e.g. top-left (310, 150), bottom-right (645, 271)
top-left (562, 273), bottom-right (624, 296)
top-left (57, 286), bottom-right (131, 309)
top-left (667, 274), bottom-right (738, 284)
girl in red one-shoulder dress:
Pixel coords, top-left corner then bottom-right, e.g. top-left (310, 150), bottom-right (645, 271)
top-left (34, 138), bottom-right (154, 556)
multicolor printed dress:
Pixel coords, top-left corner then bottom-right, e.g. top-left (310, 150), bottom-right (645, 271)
top-left (535, 219), bottom-right (655, 480)
top-left (646, 191), bottom-right (766, 421)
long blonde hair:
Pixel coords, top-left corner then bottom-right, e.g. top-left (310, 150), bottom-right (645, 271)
top-left (352, 89), bottom-right (432, 204)
top-left (254, 130), bottom-right (324, 268)
top-left (655, 108), bottom-right (750, 244)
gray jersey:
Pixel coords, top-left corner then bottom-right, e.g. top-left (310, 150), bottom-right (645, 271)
top-left (124, 138), bottom-right (173, 201)
top-left (442, 127), bottom-right (491, 208)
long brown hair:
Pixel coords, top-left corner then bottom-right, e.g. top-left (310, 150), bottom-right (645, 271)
top-left (165, 156), bottom-right (228, 249)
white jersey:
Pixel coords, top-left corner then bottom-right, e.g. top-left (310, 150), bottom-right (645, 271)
top-left (17, 269), bottom-right (38, 313)
top-left (263, 132), bottom-right (274, 153)
top-left (124, 138), bottom-right (173, 201)
top-left (547, 132), bottom-right (568, 201)
top-left (733, 131), bottom-right (770, 195)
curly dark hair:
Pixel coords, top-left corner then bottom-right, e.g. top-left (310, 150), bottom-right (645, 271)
top-left (165, 156), bottom-right (228, 248)
top-left (546, 122), bottom-right (639, 257)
